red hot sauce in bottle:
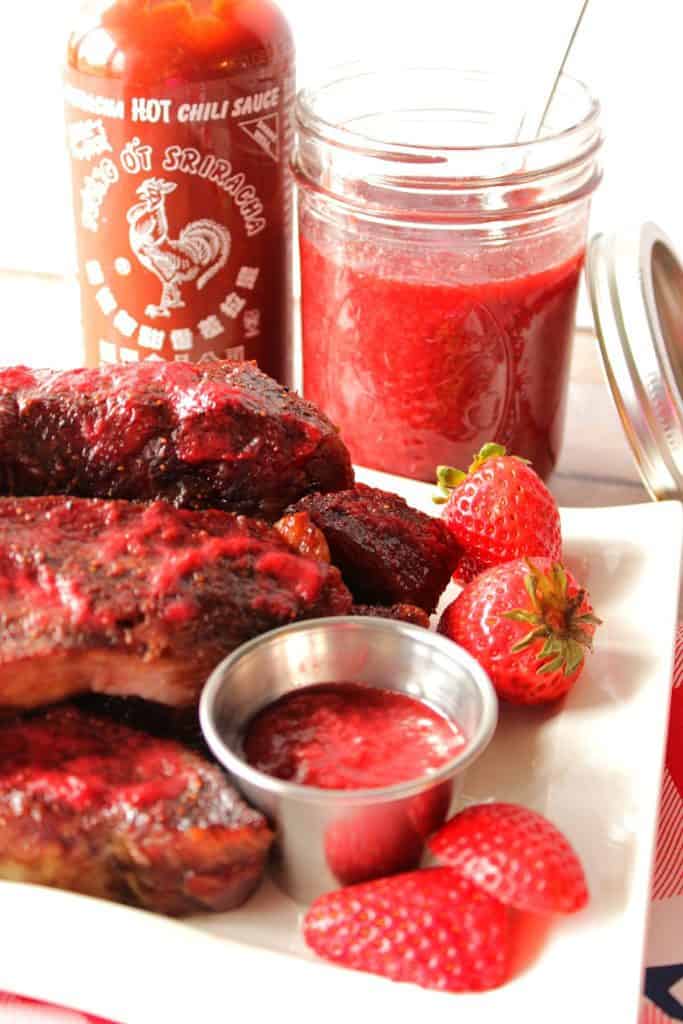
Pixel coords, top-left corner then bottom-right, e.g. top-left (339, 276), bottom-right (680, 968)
top-left (65, 0), bottom-right (294, 382)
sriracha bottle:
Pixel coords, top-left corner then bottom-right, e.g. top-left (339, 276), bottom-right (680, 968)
top-left (65, 0), bottom-right (294, 383)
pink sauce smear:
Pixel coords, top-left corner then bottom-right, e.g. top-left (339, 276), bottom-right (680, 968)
top-left (243, 682), bottom-right (466, 790)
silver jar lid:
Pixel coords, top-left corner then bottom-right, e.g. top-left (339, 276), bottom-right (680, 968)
top-left (587, 222), bottom-right (683, 500)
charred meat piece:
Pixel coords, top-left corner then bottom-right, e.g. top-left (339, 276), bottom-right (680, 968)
top-left (0, 361), bottom-right (353, 520)
top-left (351, 604), bottom-right (431, 629)
top-left (275, 514), bottom-right (432, 626)
top-left (0, 496), bottom-right (351, 711)
top-left (0, 707), bottom-right (272, 916)
top-left (290, 485), bottom-right (460, 613)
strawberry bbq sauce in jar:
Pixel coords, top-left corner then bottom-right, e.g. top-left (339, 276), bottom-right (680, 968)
top-left (65, 0), bottom-right (294, 382)
top-left (295, 68), bottom-right (602, 480)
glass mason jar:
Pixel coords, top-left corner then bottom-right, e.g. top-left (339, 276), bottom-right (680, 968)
top-left (295, 67), bottom-right (602, 481)
top-left (65, 0), bottom-right (295, 383)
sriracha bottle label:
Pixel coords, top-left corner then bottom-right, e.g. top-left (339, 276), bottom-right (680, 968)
top-left (65, 70), bottom-right (293, 380)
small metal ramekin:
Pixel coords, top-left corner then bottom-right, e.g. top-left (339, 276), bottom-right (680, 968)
top-left (200, 617), bottom-right (498, 904)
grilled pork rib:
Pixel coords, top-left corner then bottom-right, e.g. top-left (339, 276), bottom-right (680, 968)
top-left (0, 361), bottom-right (353, 520)
top-left (289, 485), bottom-right (460, 613)
top-left (0, 707), bottom-right (273, 915)
top-left (0, 496), bottom-right (351, 711)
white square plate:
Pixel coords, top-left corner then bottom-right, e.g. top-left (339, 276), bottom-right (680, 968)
top-left (0, 473), bottom-right (680, 1024)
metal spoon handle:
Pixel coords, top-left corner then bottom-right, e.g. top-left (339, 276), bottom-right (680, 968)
top-left (516, 0), bottom-right (592, 142)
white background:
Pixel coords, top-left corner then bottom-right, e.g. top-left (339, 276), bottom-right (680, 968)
top-left (0, 0), bottom-right (681, 328)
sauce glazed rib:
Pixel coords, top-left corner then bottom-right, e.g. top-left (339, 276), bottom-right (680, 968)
top-left (0, 360), bottom-right (354, 520)
top-left (0, 706), bottom-right (273, 915)
top-left (0, 496), bottom-right (351, 711)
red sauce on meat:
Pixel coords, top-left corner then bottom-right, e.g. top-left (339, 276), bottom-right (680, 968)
top-left (0, 717), bottom-right (187, 813)
top-left (0, 497), bottom-right (349, 659)
top-left (0, 362), bottom-right (354, 520)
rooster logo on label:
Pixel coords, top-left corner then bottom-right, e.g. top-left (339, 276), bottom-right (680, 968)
top-left (126, 177), bottom-right (231, 319)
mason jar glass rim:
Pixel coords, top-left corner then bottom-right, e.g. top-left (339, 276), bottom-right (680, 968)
top-left (294, 62), bottom-right (602, 211)
top-left (296, 62), bottom-right (602, 158)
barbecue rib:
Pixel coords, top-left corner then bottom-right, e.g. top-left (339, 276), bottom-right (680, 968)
top-left (289, 485), bottom-right (460, 613)
top-left (0, 361), bottom-right (353, 519)
top-left (0, 496), bottom-right (351, 711)
top-left (0, 707), bottom-right (273, 915)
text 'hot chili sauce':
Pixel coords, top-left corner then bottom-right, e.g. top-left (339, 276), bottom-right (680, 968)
top-left (65, 0), bottom-right (294, 383)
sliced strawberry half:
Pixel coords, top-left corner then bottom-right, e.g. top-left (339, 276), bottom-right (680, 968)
top-left (428, 802), bottom-right (589, 915)
top-left (303, 867), bottom-right (510, 993)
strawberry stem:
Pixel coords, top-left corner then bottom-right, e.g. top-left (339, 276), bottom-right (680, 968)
top-left (432, 443), bottom-right (532, 504)
top-left (433, 444), bottom-right (507, 503)
top-left (468, 442), bottom-right (507, 473)
top-left (433, 465), bottom-right (467, 504)
top-left (503, 560), bottom-right (602, 677)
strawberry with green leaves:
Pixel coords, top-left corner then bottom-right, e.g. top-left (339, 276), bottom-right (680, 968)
top-left (439, 557), bottom-right (600, 704)
top-left (434, 442), bottom-right (562, 584)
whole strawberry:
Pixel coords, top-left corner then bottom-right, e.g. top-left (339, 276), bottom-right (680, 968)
top-left (428, 802), bottom-right (589, 915)
top-left (439, 558), bottom-right (600, 704)
top-left (303, 868), bottom-right (510, 993)
top-left (434, 442), bottom-right (562, 584)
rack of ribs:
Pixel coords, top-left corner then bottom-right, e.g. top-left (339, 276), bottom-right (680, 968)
top-left (0, 495), bottom-right (351, 711)
top-left (0, 706), bottom-right (273, 915)
top-left (0, 360), bottom-right (354, 520)
top-left (288, 484), bottom-right (461, 613)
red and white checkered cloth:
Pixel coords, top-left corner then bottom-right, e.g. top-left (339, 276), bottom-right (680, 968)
top-left (640, 627), bottom-right (683, 1022)
top-left (1, 629), bottom-right (682, 1024)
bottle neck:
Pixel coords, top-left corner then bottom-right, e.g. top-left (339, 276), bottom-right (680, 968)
top-left (68, 0), bottom-right (293, 84)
